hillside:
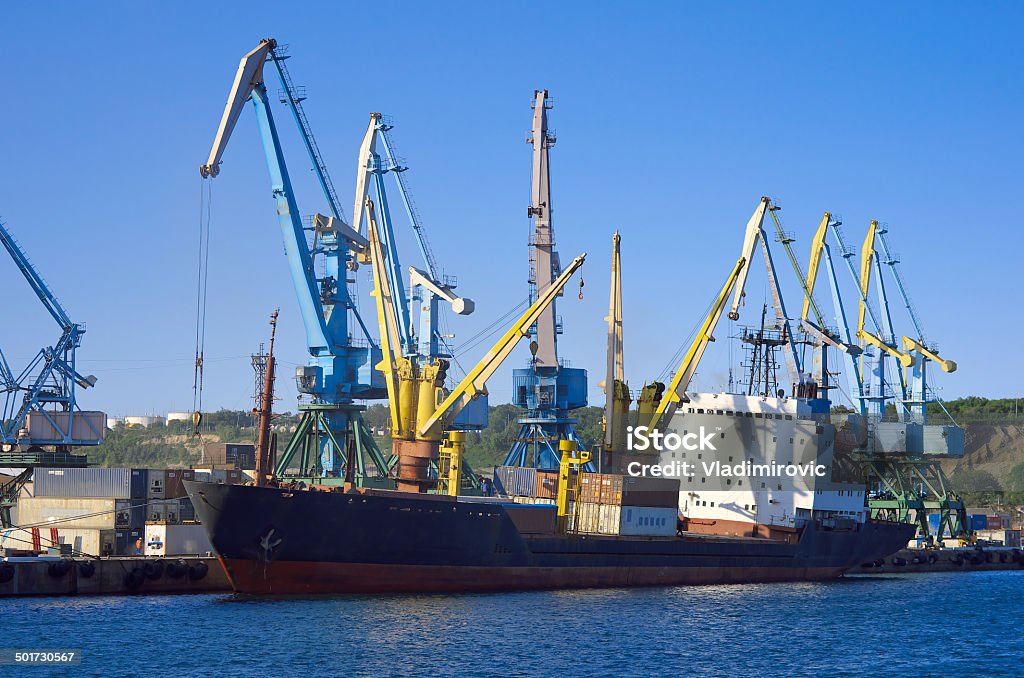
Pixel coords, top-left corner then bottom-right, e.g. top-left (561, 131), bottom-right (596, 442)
top-left (943, 422), bottom-right (1024, 482)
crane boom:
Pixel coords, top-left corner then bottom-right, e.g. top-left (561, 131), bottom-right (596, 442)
top-left (728, 198), bottom-right (769, 321)
top-left (726, 197), bottom-right (802, 384)
top-left (418, 253), bottom-right (587, 436)
top-left (602, 231), bottom-right (627, 451)
top-left (856, 222), bottom-right (914, 368)
top-left (200, 39), bottom-right (275, 179)
top-left (646, 256), bottom-right (747, 430)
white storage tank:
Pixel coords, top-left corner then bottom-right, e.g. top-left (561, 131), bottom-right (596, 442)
top-left (124, 415), bottom-right (166, 428)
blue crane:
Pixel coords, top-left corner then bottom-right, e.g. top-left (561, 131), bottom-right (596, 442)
top-left (201, 39), bottom-right (389, 484)
top-left (0, 218), bottom-right (102, 453)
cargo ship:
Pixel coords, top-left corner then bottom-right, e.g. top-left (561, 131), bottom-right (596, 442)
top-left (185, 479), bottom-right (913, 594)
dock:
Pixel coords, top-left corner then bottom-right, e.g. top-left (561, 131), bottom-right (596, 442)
top-left (0, 556), bottom-right (230, 597)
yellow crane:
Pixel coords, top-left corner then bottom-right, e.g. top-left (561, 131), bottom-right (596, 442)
top-left (364, 198), bottom-right (587, 493)
top-left (856, 221), bottom-right (915, 369)
top-left (640, 256), bottom-right (748, 431)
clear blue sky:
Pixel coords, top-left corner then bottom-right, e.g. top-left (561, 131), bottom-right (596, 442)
top-left (1, 2), bottom-right (1020, 417)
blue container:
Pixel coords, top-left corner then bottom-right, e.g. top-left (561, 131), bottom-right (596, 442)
top-left (179, 497), bottom-right (197, 523)
top-left (927, 513), bottom-right (941, 530)
top-left (115, 529), bottom-right (144, 556)
top-left (493, 466), bottom-right (537, 497)
top-left (129, 469), bottom-right (148, 499)
top-left (969, 514), bottom-right (988, 531)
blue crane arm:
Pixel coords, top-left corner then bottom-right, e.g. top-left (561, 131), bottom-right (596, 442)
top-left (0, 219), bottom-right (74, 330)
top-left (249, 86), bottom-right (332, 354)
top-left (200, 40), bottom-right (332, 355)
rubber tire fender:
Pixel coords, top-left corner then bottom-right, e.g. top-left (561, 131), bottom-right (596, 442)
top-left (188, 561), bottom-right (209, 581)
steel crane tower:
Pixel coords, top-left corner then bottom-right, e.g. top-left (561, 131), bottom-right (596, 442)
top-left (201, 39), bottom-right (389, 485)
top-left (503, 90), bottom-right (589, 470)
top-left (0, 217), bottom-right (104, 526)
top-left (364, 195), bottom-right (587, 492)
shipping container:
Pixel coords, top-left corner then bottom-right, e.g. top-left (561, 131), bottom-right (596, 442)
top-left (575, 502), bottom-right (601, 533)
top-left (53, 527), bottom-right (117, 557)
top-left (116, 529), bottom-right (144, 556)
top-left (598, 504), bottom-right (621, 535)
top-left (621, 476), bottom-right (680, 509)
top-left (576, 473), bottom-right (679, 509)
top-left (987, 515), bottom-right (1003, 530)
top-left (147, 473), bottom-right (165, 500)
top-left (35, 468), bottom-right (130, 498)
top-left (16, 496), bottom-right (140, 530)
top-left (201, 443), bottom-right (256, 469)
top-left (534, 470), bottom-right (560, 499)
top-left (145, 498), bottom-right (184, 524)
top-left (969, 514), bottom-right (988, 531)
top-left (164, 469), bottom-right (196, 499)
top-left (619, 506), bottom-right (678, 537)
top-left (179, 496), bottom-right (197, 523)
top-left (25, 411), bottom-right (107, 443)
top-left (143, 524), bottom-right (213, 556)
top-left (494, 467), bottom-right (537, 497)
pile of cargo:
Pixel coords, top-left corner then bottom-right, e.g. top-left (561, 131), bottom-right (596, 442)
top-left (13, 468), bottom-right (150, 556)
top-left (572, 474), bottom-right (680, 537)
top-left (6, 467), bottom-right (230, 557)
top-left (491, 466), bottom-right (681, 538)
top-left (493, 466), bottom-right (560, 504)
top-left (200, 442), bottom-right (256, 470)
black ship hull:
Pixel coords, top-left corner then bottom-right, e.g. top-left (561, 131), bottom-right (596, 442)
top-left (185, 481), bottom-right (915, 595)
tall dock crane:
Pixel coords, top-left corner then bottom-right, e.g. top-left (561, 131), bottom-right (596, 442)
top-left (503, 90), bottom-right (588, 470)
top-left (851, 221), bottom-right (965, 541)
top-left (0, 218), bottom-right (104, 526)
top-left (349, 112), bottom-right (486, 488)
top-left (600, 232), bottom-right (630, 471)
top-left (364, 197), bottom-right (587, 492)
top-left (201, 39), bottom-right (389, 485)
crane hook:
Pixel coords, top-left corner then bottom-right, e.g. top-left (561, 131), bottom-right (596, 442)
top-left (578, 276), bottom-right (585, 300)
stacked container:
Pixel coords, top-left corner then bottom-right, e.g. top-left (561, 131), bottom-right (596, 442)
top-left (573, 474), bottom-right (679, 537)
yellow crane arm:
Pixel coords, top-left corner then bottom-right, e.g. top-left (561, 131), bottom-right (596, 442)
top-left (856, 220), bottom-right (914, 368)
top-left (857, 220), bottom-right (877, 335)
top-left (903, 336), bottom-right (956, 372)
top-left (646, 256), bottom-right (747, 430)
top-left (365, 199), bottom-right (406, 434)
top-left (802, 212), bottom-right (829, 323)
top-left (417, 253), bottom-right (588, 437)
top-left (860, 330), bottom-right (915, 368)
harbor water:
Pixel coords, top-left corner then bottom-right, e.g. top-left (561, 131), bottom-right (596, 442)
top-left (4, 571), bottom-right (1022, 676)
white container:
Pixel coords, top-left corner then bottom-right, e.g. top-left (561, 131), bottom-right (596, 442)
top-left (618, 506), bottom-right (678, 537)
top-left (576, 502), bottom-right (601, 533)
top-left (144, 524), bottom-right (213, 556)
top-left (147, 473), bottom-right (165, 500)
top-left (598, 504), bottom-right (621, 535)
top-left (53, 527), bottom-right (116, 557)
top-left (15, 496), bottom-right (128, 530)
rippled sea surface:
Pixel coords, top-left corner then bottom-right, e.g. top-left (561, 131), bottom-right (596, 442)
top-left (4, 571), bottom-right (1022, 677)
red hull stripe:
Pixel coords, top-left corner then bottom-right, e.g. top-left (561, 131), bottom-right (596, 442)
top-left (219, 557), bottom-right (846, 595)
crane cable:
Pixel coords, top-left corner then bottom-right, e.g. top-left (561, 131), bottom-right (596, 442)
top-left (192, 180), bottom-right (213, 435)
